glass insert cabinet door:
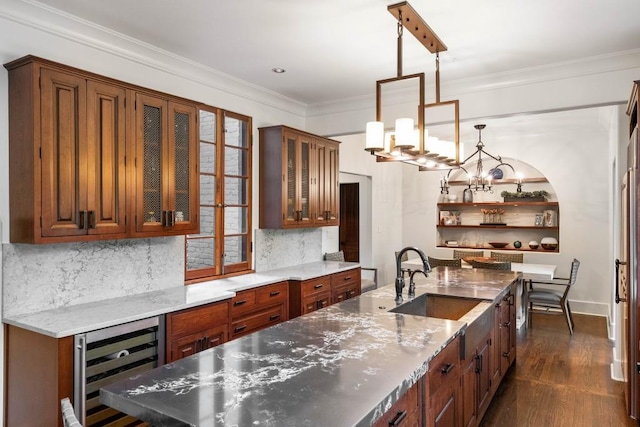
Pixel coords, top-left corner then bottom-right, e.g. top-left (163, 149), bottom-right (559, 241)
top-left (283, 131), bottom-right (312, 226)
top-left (135, 93), bottom-right (198, 233)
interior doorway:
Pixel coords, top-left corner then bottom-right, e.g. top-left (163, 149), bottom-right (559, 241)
top-left (340, 183), bottom-right (359, 262)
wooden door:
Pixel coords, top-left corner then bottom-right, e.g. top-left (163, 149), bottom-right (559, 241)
top-left (339, 182), bottom-right (360, 262)
top-left (86, 80), bottom-right (127, 235)
top-left (40, 68), bottom-right (87, 237)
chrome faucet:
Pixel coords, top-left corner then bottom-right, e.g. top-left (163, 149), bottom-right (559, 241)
top-left (395, 246), bottom-right (431, 302)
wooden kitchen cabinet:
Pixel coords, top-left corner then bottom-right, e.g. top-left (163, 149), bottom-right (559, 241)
top-left (373, 379), bottom-right (422, 427)
top-left (498, 289), bottom-right (517, 375)
top-left (166, 300), bottom-right (229, 362)
top-left (133, 94), bottom-right (199, 236)
top-left (313, 137), bottom-right (340, 226)
top-left (331, 268), bottom-right (361, 304)
top-left (288, 268), bottom-right (361, 318)
top-left (258, 125), bottom-right (340, 229)
top-left (230, 281), bottom-right (289, 339)
top-left (425, 335), bottom-right (461, 427)
top-left (4, 55), bottom-right (199, 243)
top-left (6, 58), bottom-right (127, 242)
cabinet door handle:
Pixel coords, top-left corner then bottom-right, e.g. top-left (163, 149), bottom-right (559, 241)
top-left (269, 314), bottom-right (281, 321)
top-left (440, 363), bottom-right (454, 375)
top-left (475, 354), bottom-right (482, 373)
top-left (344, 276), bottom-right (351, 281)
top-left (269, 291), bottom-right (280, 297)
top-left (314, 284), bottom-right (324, 289)
top-left (388, 410), bottom-right (407, 426)
top-left (203, 336), bottom-right (209, 349)
top-left (234, 300), bottom-right (248, 306)
top-left (234, 325), bottom-right (247, 333)
top-left (317, 300), bottom-right (327, 309)
top-left (88, 210), bottom-right (96, 229)
top-left (502, 321), bottom-right (511, 327)
top-left (79, 210), bottom-right (88, 230)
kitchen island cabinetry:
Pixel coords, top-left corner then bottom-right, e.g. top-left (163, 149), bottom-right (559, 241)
top-left (258, 125), bottom-right (340, 229)
top-left (4, 55), bottom-right (199, 243)
top-left (166, 300), bottom-right (229, 362)
top-left (425, 334), bottom-right (462, 427)
top-left (373, 375), bottom-right (422, 427)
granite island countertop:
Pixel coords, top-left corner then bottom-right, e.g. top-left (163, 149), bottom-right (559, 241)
top-left (100, 268), bottom-right (520, 427)
top-left (2, 261), bottom-right (360, 338)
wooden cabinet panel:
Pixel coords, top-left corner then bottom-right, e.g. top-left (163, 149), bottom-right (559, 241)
top-left (40, 68), bottom-right (87, 238)
top-left (428, 382), bottom-right (460, 427)
top-left (258, 125), bottom-right (340, 229)
top-left (476, 335), bottom-right (492, 419)
top-left (428, 337), bottom-right (460, 396)
top-left (461, 356), bottom-right (478, 427)
top-left (301, 275), bottom-right (332, 297)
top-left (166, 301), bottom-right (229, 363)
top-left (373, 379), bottom-right (422, 427)
top-left (302, 292), bottom-right (332, 315)
top-left (86, 80), bottom-right (127, 235)
top-left (289, 269), bottom-right (361, 318)
top-left (332, 282), bottom-right (360, 304)
top-left (255, 281), bottom-right (288, 305)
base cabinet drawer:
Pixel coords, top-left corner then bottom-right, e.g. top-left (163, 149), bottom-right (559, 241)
top-left (332, 282), bottom-right (360, 304)
top-left (230, 304), bottom-right (286, 339)
top-left (373, 380), bottom-right (421, 427)
top-left (302, 292), bottom-right (332, 315)
top-left (166, 301), bottom-right (229, 363)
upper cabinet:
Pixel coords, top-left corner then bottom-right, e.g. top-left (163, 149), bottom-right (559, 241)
top-left (133, 94), bottom-right (198, 236)
top-left (4, 55), bottom-right (199, 243)
top-left (259, 125), bottom-right (340, 229)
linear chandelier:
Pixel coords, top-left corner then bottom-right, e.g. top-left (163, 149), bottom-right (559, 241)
top-left (364, 1), bottom-right (460, 170)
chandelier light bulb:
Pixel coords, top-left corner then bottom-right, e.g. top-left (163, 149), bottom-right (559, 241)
top-left (365, 121), bottom-right (384, 151)
top-left (394, 118), bottom-right (415, 149)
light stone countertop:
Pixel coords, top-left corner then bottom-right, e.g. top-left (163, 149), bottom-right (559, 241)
top-left (2, 261), bottom-right (360, 338)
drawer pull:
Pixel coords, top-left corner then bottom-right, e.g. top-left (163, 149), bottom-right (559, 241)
top-left (440, 363), bottom-right (454, 375)
top-left (388, 410), bottom-right (407, 426)
top-left (344, 276), bottom-right (351, 281)
top-left (314, 284), bottom-right (324, 289)
top-left (269, 291), bottom-right (280, 297)
top-left (502, 321), bottom-right (511, 327)
top-left (269, 314), bottom-right (281, 321)
top-left (234, 325), bottom-right (247, 333)
top-left (234, 300), bottom-right (248, 306)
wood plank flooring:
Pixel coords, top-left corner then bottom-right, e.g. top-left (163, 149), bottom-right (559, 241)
top-left (481, 313), bottom-right (638, 426)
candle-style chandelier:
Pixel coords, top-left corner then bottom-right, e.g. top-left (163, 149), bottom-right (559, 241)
top-left (439, 124), bottom-right (522, 194)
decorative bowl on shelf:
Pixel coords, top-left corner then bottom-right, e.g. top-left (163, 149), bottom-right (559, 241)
top-left (540, 237), bottom-right (558, 250)
top-left (488, 242), bottom-right (509, 248)
top-left (528, 240), bottom-right (539, 250)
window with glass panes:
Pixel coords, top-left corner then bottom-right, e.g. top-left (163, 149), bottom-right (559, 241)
top-left (186, 107), bottom-right (252, 280)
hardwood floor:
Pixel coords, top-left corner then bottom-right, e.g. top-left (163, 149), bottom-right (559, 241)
top-left (481, 313), bottom-right (638, 426)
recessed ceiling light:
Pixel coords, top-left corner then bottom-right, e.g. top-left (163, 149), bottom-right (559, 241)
top-left (271, 68), bottom-right (286, 74)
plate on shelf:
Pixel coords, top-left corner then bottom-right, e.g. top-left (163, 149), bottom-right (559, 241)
top-left (488, 242), bottom-right (509, 248)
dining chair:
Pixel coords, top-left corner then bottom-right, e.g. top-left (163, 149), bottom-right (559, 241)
top-left (527, 258), bottom-right (580, 334)
top-left (490, 251), bottom-right (523, 263)
top-left (427, 256), bottom-right (462, 268)
top-left (469, 259), bottom-right (511, 270)
top-left (453, 249), bottom-right (484, 260)
top-left (324, 251), bottom-right (377, 293)
top-left (61, 397), bottom-right (82, 427)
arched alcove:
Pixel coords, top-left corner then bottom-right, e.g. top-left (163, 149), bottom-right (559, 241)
top-left (437, 157), bottom-right (560, 252)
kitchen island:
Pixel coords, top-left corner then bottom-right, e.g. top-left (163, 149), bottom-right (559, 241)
top-left (100, 268), bottom-right (520, 426)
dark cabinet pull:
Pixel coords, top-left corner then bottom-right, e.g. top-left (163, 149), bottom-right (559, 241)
top-left (269, 314), bottom-right (280, 321)
top-left (269, 291), bottom-right (280, 297)
top-left (503, 350), bottom-right (511, 358)
top-left (234, 325), bottom-right (247, 333)
top-left (502, 321), bottom-right (511, 327)
top-left (79, 210), bottom-right (88, 230)
top-left (440, 363), bottom-right (454, 375)
top-left (234, 300), bottom-right (248, 306)
top-left (475, 354), bottom-right (482, 373)
top-left (88, 210), bottom-right (96, 229)
top-left (195, 338), bottom-right (200, 353)
top-left (314, 284), bottom-right (324, 289)
top-left (388, 410), bottom-right (407, 426)
top-left (344, 276), bottom-right (351, 281)
top-left (317, 300), bottom-right (327, 309)
top-left (203, 336), bottom-right (209, 350)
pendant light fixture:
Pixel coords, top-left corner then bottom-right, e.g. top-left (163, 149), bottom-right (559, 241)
top-left (364, 1), bottom-right (460, 170)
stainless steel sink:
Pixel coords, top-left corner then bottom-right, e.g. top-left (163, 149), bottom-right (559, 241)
top-left (389, 293), bottom-right (494, 360)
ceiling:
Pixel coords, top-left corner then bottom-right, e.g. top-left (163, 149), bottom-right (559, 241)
top-left (33, 0), bottom-right (640, 106)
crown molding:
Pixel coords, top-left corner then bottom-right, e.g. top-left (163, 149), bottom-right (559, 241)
top-left (0, 0), bottom-right (308, 118)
